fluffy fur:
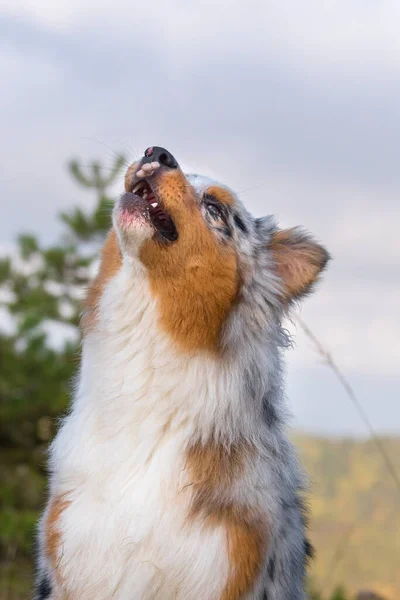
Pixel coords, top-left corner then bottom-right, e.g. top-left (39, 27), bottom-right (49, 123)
top-left (35, 149), bottom-right (329, 600)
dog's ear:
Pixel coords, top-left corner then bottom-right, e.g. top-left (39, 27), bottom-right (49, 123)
top-left (269, 227), bottom-right (330, 302)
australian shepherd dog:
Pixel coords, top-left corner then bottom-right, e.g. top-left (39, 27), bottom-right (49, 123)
top-left (36, 146), bottom-right (329, 600)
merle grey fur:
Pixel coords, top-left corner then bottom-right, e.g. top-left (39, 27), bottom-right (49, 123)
top-left (190, 181), bottom-right (328, 599)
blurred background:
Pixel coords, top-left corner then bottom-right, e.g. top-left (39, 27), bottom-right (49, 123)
top-left (1, 1), bottom-right (399, 599)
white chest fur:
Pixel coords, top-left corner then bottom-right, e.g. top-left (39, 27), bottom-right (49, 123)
top-left (47, 263), bottom-right (230, 599)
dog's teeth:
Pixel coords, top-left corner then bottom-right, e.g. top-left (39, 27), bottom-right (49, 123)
top-left (142, 163), bottom-right (152, 172)
top-left (151, 202), bottom-right (158, 208)
top-left (150, 161), bottom-right (160, 170)
top-left (136, 169), bottom-right (145, 178)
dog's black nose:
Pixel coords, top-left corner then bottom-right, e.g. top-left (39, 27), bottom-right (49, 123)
top-left (143, 146), bottom-right (178, 169)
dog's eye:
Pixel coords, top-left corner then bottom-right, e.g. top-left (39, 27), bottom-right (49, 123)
top-left (206, 203), bottom-right (223, 218)
top-left (203, 195), bottom-right (224, 219)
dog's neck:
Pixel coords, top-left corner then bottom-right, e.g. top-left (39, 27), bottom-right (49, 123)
top-left (78, 259), bottom-right (285, 446)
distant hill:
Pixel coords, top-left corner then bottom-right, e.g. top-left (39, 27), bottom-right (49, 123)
top-left (295, 435), bottom-right (400, 599)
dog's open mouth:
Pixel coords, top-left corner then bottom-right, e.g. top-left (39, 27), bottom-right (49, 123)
top-left (131, 181), bottom-right (178, 242)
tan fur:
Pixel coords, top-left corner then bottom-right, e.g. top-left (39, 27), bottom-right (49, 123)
top-left (82, 228), bottom-right (122, 333)
top-left (186, 441), bottom-right (268, 599)
top-left (219, 509), bottom-right (267, 600)
top-left (270, 228), bottom-right (328, 301)
top-left (45, 495), bottom-right (69, 586)
top-left (185, 441), bottom-right (247, 513)
top-left (139, 170), bottom-right (239, 353)
top-left (205, 185), bottom-right (236, 206)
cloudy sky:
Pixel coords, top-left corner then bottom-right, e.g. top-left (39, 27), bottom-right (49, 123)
top-left (1, 0), bottom-right (399, 435)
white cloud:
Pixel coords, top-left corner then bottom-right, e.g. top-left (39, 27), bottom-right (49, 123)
top-left (289, 296), bottom-right (400, 377)
top-left (3, 0), bottom-right (400, 70)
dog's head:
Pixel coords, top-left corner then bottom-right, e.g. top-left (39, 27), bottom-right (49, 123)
top-left (85, 146), bottom-right (330, 353)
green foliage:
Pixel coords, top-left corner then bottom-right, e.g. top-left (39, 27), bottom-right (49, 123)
top-left (0, 154), bottom-right (125, 598)
top-left (330, 586), bottom-right (349, 600)
top-left (0, 259), bottom-right (11, 284)
top-left (68, 155), bottom-right (125, 194)
top-left (17, 235), bottom-right (39, 260)
top-left (60, 196), bottom-right (113, 241)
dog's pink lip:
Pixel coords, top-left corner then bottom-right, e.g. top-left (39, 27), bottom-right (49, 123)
top-left (121, 187), bottom-right (178, 242)
top-left (119, 209), bottom-right (143, 227)
top-left (118, 193), bottom-right (149, 225)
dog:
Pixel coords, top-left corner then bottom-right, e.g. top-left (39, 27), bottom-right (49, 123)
top-left (35, 146), bottom-right (329, 599)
